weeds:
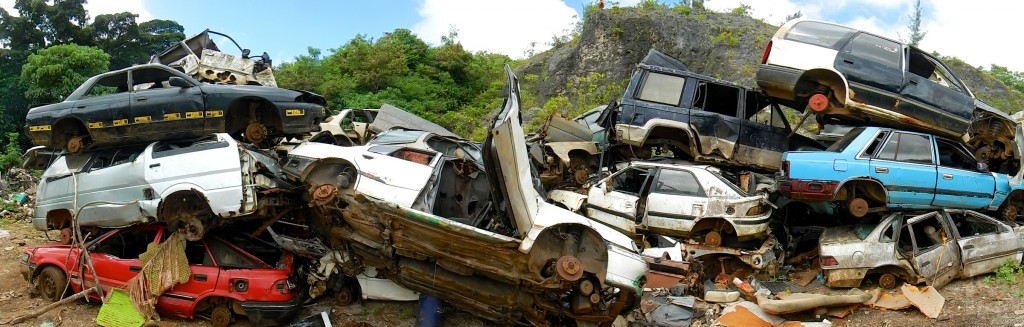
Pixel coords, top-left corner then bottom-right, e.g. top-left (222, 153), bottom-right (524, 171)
top-left (995, 259), bottom-right (1020, 285)
top-left (983, 275), bottom-right (993, 285)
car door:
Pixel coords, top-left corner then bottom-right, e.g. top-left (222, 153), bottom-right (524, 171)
top-left (897, 212), bottom-right (961, 288)
top-left (947, 210), bottom-right (1019, 278)
top-left (72, 71), bottom-right (132, 141)
top-left (643, 168), bottom-right (708, 236)
top-left (129, 67), bottom-right (205, 138)
top-left (157, 239), bottom-right (219, 318)
top-left (932, 139), bottom-right (995, 209)
top-left (688, 79), bottom-right (744, 159)
top-left (353, 145), bottom-right (436, 208)
top-left (143, 135), bottom-right (248, 213)
top-left (585, 166), bottom-right (653, 234)
top-left (833, 33), bottom-right (903, 110)
top-left (900, 49), bottom-right (974, 134)
top-left (870, 131), bottom-right (937, 207)
top-left (73, 148), bottom-right (149, 226)
top-left (81, 227), bottom-right (162, 293)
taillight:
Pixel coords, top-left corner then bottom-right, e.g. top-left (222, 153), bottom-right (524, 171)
top-left (781, 160), bottom-right (790, 177)
top-left (746, 204), bottom-right (768, 216)
top-left (761, 40), bottom-right (772, 64)
top-left (821, 256), bottom-right (838, 267)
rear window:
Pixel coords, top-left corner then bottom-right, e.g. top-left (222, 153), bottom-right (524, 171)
top-left (825, 127), bottom-right (865, 152)
top-left (784, 21), bottom-right (856, 49)
top-left (636, 72), bottom-right (685, 106)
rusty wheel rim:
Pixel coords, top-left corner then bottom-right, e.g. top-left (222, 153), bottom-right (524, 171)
top-left (848, 198), bottom-right (869, 218)
top-left (879, 273), bottom-right (897, 290)
top-left (38, 273), bottom-right (58, 301)
top-left (556, 255), bottom-right (584, 281)
top-left (335, 287), bottom-right (353, 306)
top-left (59, 228), bottom-right (73, 245)
top-left (1003, 205), bottom-right (1019, 223)
top-left (704, 230), bottom-right (722, 247)
top-left (211, 305), bottom-right (231, 327)
top-left (312, 184), bottom-right (339, 205)
top-left (244, 122), bottom-right (268, 144)
top-left (67, 135), bottom-right (85, 154)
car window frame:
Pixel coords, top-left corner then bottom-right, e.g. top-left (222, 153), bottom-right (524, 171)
top-left (651, 168), bottom-right (707, 197)
top-left (841, 32), bottom-right (903, 70)
top-left (871, 131), bottom-right (935, 165)
top-left (783, 20), bottom-right (858, 50)
top-left (634, 70), bottom-right (686, 106)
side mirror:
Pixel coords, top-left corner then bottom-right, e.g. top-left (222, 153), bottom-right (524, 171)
top-left (977, 162), bottom-right (989, 172)
top-left (168, 77), bottom-right (191, 88)
top-left (241, 49), bottom-right (251, 59)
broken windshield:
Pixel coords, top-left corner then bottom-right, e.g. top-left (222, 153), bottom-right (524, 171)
top-left (826, 127), bottom-right (866, 152)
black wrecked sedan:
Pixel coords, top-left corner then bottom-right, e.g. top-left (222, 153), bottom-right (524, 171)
top-left (25, 64), bottom-right (327, 153)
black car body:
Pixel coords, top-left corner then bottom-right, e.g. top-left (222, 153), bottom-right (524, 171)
top-left (614, 49), bottom-right (823, 172)
top-left (25, 64), bottom-right (326, 153)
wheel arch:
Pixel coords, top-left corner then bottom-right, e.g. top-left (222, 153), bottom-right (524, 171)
top-left (834, 177), bottom-right (888, 203)
top-left (526, 222), bottom-right (610, 285)
top-left (51, 117), bottom-right (90, 146)
top-left (226, 97), bottom-right (283, 134)
top-left (797, 68), bottom-right (850, 105)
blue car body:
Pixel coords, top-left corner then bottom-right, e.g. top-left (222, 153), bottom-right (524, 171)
top-left (779, 126), bottom-right (1024, 218)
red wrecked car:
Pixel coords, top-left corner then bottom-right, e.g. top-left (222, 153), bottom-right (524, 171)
top-left (19, 224), bottom-right (301, 326)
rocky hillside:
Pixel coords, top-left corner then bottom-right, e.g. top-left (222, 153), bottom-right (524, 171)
top-left (516, 5), bottom-right (1023, 117)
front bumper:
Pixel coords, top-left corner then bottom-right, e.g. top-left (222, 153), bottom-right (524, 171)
top-left (20, 263), bottom-right (35, 282)
top-left (238, 296), bottom-right (303, 326)
top-left (778, 179), bottom-right (839, 202)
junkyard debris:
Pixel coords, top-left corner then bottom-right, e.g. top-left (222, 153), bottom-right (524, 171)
top-left (901, 284), bottom-right (944, 319)
top-left (1, 286), bottom-right (100, 325)
top-left (756, 289), bottom-right (871, 315)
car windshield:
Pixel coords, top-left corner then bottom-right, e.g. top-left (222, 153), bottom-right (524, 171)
top-left (825, 127), bottom-right (866, 152)
top-left (853, 214), bottom-right (885, 240)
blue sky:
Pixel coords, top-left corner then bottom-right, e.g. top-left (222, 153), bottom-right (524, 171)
top-left (0, 0), bottom-right (1019, 71)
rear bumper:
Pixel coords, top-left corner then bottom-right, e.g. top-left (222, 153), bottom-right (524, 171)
top-left (756, 64), bottom-right (802, 100)
top-left (239, 296), bottom-right (303, 326)
top-left (778, 179), bottom-right (839, 202)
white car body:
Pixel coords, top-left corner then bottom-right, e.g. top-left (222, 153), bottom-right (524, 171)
top-left (33, 134), bottom-right (280, 231)
top-left (319, 108), bottom-right (377, 146)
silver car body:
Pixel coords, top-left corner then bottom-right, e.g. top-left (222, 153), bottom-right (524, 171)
top-left (33, 134), bottom-right (277, 230)
top-left (819, 209), bottom-right (1024, 289)
top-left (552, 161), bottom-right (773, 240)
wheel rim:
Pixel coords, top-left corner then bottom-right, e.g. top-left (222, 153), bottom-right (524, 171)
top-left (59, 228), bottom-right (73, 245)
top-left (67, 135), bottom-right (86, 154)
top-left (1004, 206), bottom-right (1019, 223)
top-left (335, 287), bottom-right (353, 306)
top-left (211, 306), bottom-right (231, 327)
top-left (182, 216), bottom-right (204, 241)
top-left (39, 274), bottom-right (57, 300)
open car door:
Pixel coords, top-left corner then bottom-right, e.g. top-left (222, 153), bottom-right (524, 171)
top-left (898, 212), bottom-right (962, 288)
top-left (947, 210), bottom-right (1022, 278)
top-left (485, 65), bottom-right (539, 237)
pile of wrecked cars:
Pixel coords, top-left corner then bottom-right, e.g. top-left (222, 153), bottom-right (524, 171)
top-left (14, 18), bottom-right (1024, 327)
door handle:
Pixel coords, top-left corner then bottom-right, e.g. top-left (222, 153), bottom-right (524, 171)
top-left (135, 97), bottom-right (147, 102)
top-left (149, 163), bottom-right (161, 168)
top-left (194, 274), bottom-right (207, 282)
top-left (908, 80), bottom-right (918, 85)
top-left (963, 244), bottom-right (974, 250)
top-left (875, 167), bottom-right (889, 174)
top-left (75, 105), bottom-right (86, 109)
top-left (920, 261), bottom-right (931, 268)
top-left (129, 266), bottom-right (142, 272)
top-left (942, 173), bottom-right (953, 180)
top-left (843, 59), bottom-right (854, 64)
top-left (362, 154), bottom-right (374, 160)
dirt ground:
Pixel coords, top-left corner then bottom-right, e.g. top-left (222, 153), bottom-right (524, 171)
top-left (2, 216), bottom-right (1024, 327)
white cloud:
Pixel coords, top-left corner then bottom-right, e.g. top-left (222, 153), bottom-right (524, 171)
top-left (703, 0), bottom-right (813, 25)
top-left (413, 0), bottom-right (579, 58)
top-left (0, 0), bottom-right (151, 22)
top-left (919, 0), bottom-right (1024, 72)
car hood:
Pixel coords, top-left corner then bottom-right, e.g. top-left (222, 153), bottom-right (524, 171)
top-left (484, 65), bottom-right (539, 238)
top-left (201, 84), bottom-right (326, 104)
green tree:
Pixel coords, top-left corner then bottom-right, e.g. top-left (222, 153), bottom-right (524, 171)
top-left (21, 44), bottom-right (110, 104)
top-left (906, 0), bottom-right (927, 46)
top-left (91, 12), bottom-right (142, 69)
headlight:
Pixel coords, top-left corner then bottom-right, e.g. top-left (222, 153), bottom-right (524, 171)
top-left (19, 253), bottom-right (29, 264)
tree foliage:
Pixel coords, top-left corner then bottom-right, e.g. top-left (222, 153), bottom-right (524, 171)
top-left (275, 28), bottom-right (514, 139)
top-left (21, 44), bottom-right (110, 104)
top-left (906, 0), bottom-right (927, 46)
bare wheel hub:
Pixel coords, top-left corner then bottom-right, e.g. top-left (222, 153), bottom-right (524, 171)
top-left (335, 286), bottom-right (354, 306)
top-left (879, 273), bottom-right (897, 290)
top-left (848, 197), bottom-right (869, 218)
top-left (1003, 205), bottom-right (1019, 222)
top-left (808, 93), bottom-right (829, 112)
top-left (556, 255), bottom-right (584, 281)
top-left (59, 228), bottom-right (73, 245)
top-left (244, 122), bottom-right (268, 144)
top-left (704, 230), bottom-right (722, 247)
top-left (67, 135), bottom-right (86, 154)
top-left (181, 215), bottom-right (204, 241)
top-left (311, 184), bottom-right (339, 205)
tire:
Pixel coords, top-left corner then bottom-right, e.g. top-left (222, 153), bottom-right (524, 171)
top-left (36, 266), bottom-right (67, 302)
